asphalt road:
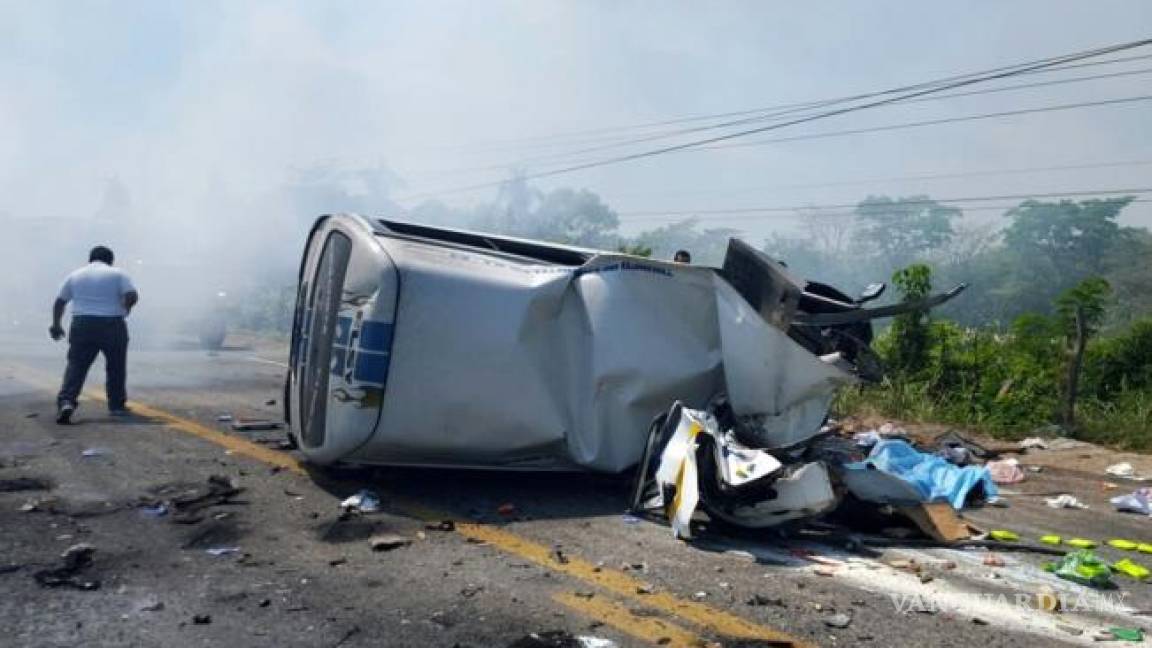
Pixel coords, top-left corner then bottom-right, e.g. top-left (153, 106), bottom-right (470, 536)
top-left (2, 332), bottom-right (1152, 647)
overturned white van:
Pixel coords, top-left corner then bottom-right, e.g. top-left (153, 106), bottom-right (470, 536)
top-left (285, 214), bottom-right (962, 524)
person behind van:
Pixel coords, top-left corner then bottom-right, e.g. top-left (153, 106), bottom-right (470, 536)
top-left (673, 250), bottom-right (692, 264)
top-left (50, 245), bottom-right (139, 424)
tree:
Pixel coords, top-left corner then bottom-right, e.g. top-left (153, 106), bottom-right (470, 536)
top-left (1054, 277), bottom-right (1112, 428)
top-left (1003, 197), bottom-right (1131, 288)
top-left (888, 263), bottom-right (934, 375)
top-left (855, 195), bottom-right (960, 269)
top-left (631, 218), bottom-right (741, 266)
top-left (530, 188), bottom-right (620, 248)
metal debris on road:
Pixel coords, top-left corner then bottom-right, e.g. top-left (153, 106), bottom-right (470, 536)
top-left (33, 543), bottom-right (99, 591)
top-left (205, 546), bottom-right (242, 557)
top-left (230, 419), bottom-right (282, 431)
top-left (368, 534), bottom-right (411, 551)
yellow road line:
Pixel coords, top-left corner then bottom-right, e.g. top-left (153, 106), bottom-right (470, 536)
top-left (457, 522), bottom-right (807, 647)
top-left (7, 362), bottom-right (806, 647)
top-left (553, 592), bottom-right (703, 648)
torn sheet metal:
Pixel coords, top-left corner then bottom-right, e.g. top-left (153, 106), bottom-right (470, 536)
top-left (288, 215), bottom-right (864, 472)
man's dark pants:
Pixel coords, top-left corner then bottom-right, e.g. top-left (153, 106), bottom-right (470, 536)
top-left (57, 316), bottom-right (129, 410)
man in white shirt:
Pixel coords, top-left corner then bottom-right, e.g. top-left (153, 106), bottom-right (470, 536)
top-left (50, 246), bottom-right (140, 424)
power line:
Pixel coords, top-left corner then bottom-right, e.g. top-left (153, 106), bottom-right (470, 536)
top-left (398, 38), bottom-right (1152, 202)
top-left (435, 52), bottom-right (1152, 153)
top-left (697, 94), bottom-right (1152, 151)
top-left (608, 159), bottom-right (1152, 199)
top-left (618, 188), bottom-right (1152, 222)
top-left (509, 67), bottom-right (1152, 168)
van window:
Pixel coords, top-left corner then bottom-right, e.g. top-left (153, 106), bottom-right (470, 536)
top-left (299, 231), bottom-right (353, 447)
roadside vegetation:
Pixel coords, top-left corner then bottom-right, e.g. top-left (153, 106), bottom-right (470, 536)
top-left (229, 166), bottom-right (1152, 448)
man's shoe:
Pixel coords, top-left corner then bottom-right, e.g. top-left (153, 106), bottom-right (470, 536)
top-left (108, 407), bottom-right (133, 418)
top-left (56, 402), bottom-right (75, 425)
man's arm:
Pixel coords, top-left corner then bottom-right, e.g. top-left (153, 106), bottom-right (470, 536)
top-left (123, 290), bottom-right (139, 315)
top-left (50, 298), bottom-right (67, 341)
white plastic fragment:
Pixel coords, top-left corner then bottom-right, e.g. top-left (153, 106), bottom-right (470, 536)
top-left (340, 490), bottom-right (381, 513)
top-left (1018, 437), bottom-right (1048, 450)
top-left (1045, 494), bottom-right (1088, 510)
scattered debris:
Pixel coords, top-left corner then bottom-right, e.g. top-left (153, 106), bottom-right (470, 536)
top-left (1056, 624), bottom-right (1085, 636)
top-left (636, 584), bottom-right (655, 595)
top-left (552, 548), bottom-right (570, 565)
top-left (823, 613), bottom-right (852, 629)
top-left (33, 543), bottom-right (99, 590)
top-left (192, 614), bottom-right (212, 625)
top-left (746, 594), bottom-right (785, 607)
top-left (138, 599), bottom-right (165, 612)
top-left (231, 419), bottom-right (282, 431)
top-left (1018, 437), bottom-right (1048, 450)
top-left (1111, 488), bottom-right (1152, 516)
top-left (265, 399), bottom-right (277, 406)
top-left (1106, 463), bottom-right (1147, 480)
top-left (497, 503), bottom-right (517, 516)
top-left (80, 448), bottom-right (110, 458)
top-left (340, 490), bottom-right (381, 514)
top-left (206, 546), bottom-right (242, 557)
top-left (140, 504), bottom-right (169, 518)
top-left (1108, 627), bottom-right (1144, 642)
top-left (1112, 558), bottom-right (1150, 581)
top-left (983, 554), bottom-right (1005, 567)
top-left (369, 534), bottom-right (411, 552)
top-left (0, 477), bottom-right (52, 492)
top-left (1045, 494), bottom-right (1089, 509)
top-left (987, 458), bottom-right (1026, 485)
top-left (216, 414), bottom-right (233, 423)
top-left (1044, 549), bottom-right (1113, 588)
top-left (507, 631), bottom-right (617, 648)
top-left (25, 412), bottom-right (39, 419)
top-left (460, 584), bottom-right (485, 598)
top-left (897, 502), bottom-right (977, 544)
top-left (425, 520), bottom-right (456, 532)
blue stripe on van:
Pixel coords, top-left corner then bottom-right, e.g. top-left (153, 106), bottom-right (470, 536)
top-left (353, 351), bottom-right (390, 385)
top-left (359, 321), bottom-right (394, 353)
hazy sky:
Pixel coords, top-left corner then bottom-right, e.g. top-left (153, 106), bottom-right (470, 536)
top-left (3, 1), bottom-right (1151, 243)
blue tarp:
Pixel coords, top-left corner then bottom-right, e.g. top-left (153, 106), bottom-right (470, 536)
top-left (843, 439), bottom-right (998, 509)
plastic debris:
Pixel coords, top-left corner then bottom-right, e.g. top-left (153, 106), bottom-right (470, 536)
top-left (205, 546), bottom-right (241, 557)
top-left (1067, 538), bottom-right (1097, 549)
top-left (1045, 494), bottom-right (1088, 509)
top-left (507, 632), bottom-right (618, 648)
top-left (1108, 627), bottom-right (1144, 642)
top-left (1106, 462), bottom-right (1147, 480)
top-left (192, 614), bottom-right (212, 625)
top-left (620, 514), bottom-right (641, 525)
top-left (340, 490), bottom-right (381, 514)
top-left (1018, 437), bottom-right (1048, 450)
top-left (1107, 539), bottom-right (1138, 551)
top-left (216, 414), bottom-right (233, 422)
top-left (1044, 549), bottom-right (1113, 588)
top-left (983, 554), bottom-right (1006, 567)
top-left (989, 529), bottom-right (1019, 542)
top-left (1111, 488), bottom-right (1152, 516)
top-left (1040, 535), bottom-right (1062, 545)
top-left (1112, 558), bottom-right (1150, 580)
top-left (987, 458), bottom-right (1026, 485)
top-left (80, 448), bottom-right (109, 458)
top-left (853, 430), bottom-right (883, 448)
